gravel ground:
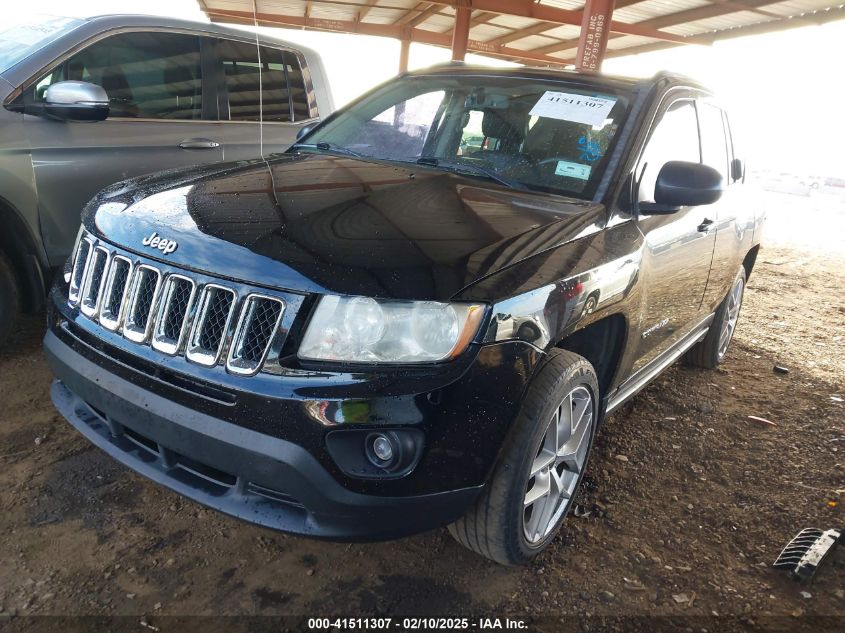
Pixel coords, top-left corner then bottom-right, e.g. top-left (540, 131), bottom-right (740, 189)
top-left (0, 190), bottom-right (842, 632)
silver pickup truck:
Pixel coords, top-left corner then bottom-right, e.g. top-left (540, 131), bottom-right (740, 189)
top-left (0, 13), bottom-right (333, 345)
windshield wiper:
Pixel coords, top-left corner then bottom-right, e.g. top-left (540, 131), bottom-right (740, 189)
top-left (416, 157), bottom-right (524, 190)
top-left (291, 142), bottom-right (365, 159)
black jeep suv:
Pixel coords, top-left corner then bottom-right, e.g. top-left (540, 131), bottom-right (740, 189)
top-left (44, 66), bottom-right (763, 565)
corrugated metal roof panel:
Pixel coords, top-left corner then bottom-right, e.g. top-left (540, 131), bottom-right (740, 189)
top-left (613, 0), bottom-right (711, 24)
top-left (256, 0), bottom-right (308, 15)
top-left (537, 24), bottom-right (585, 40)
top-left (605, 34), bottom-right (657, 50)
top-left (663, 10), bottom-right (772, 36)
top-left (364, 8), bottom-right (411, 25)
top-left (763, 0), bottom-right (842, 16)
top-left (203, 0), bottom-right (845, 64)
top-left (470, 23), bottom-right (513, 41)
top-left (420, 13), bottom-right (456, 32)
top-left (310, 4), bottom-right (358, 21)
top-left (540, 0), bottom-right (589, 11)
top-left (487, 16), bottom-right (546, 30)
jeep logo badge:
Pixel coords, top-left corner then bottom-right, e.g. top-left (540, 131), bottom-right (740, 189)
top-left (141, 231), bottom-right (178, 255)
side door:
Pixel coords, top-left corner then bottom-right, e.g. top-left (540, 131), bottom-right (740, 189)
top-left (697, 101), bottom-right (749, 311)
top-left (22, 30), bottom-right (224, 267)
top-left (630, 96), bottom-right (717, 372)
top-left (210, 39), bottom-right (321, 161)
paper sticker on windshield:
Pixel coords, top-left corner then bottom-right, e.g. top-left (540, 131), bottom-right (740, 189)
top-left (555, 161), bottom-right (591, 180)
top-left (530, 92), bottom-right (616, 126)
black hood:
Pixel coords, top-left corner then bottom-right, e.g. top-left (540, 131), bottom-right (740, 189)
top-left (88, 154), bottom-right (606, 301)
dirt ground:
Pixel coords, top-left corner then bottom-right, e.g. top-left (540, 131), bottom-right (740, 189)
top-left (0, 190), bottom-right (843, 631)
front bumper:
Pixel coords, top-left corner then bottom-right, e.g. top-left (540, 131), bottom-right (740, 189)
top-left (45, 330), bottom-right (482, 540)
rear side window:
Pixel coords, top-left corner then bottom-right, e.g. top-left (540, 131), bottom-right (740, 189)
top-left (697, 102), bottom-right (729, 183)
top-left (637, 99), bottom-right (700, 203)
top-left (64, 32), bottom-right (203, 120)
top-left (218, 40), bottom-right (316, 122)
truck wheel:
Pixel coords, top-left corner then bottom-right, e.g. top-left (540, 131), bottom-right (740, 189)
top-left (448, 349), bottom-right (598, 565)
top-left (685, 267), bottom-right (746, 369)
top-left (0, 250), bottom-right (21, 348)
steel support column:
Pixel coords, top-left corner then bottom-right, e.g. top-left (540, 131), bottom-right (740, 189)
top-left (399, 38), bottom-right (411, 73)
top-left (451, 2), bottom-right (471, 61)
top-left (575, 0), bottom-right (616, 71)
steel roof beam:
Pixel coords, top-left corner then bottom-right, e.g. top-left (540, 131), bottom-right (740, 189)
top-left (206, 8), bottom-right (568, 65)
top-left (394, 2), bottom-right (433, 26)
top-left (600, 4), bottom-right (845, 59)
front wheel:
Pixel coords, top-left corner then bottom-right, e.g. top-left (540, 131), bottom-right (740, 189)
top-left (448, 349), bottom-right (598, 565)
top-left (685, 267), bottom-right (746, 369)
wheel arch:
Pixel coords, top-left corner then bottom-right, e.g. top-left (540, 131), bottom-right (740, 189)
top-left (555, 313), bottom-right (628, 411)
top-left (742, 244), bottom-right (760, 281)
top-left (0, 196), bottom-right (48, 313)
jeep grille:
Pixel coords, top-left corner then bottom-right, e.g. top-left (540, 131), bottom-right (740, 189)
top-left (68, 234), bottom-right (288, 375)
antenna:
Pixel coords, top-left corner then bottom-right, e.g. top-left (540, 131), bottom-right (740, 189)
top-left (252, 0), bottom-right (264, 158)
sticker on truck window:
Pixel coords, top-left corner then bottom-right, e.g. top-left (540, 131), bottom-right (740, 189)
top-left (555, 161), bottom-right (592, 180)
top-left (530, 92), bottom-right (617, 126)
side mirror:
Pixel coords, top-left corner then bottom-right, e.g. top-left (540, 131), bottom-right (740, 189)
top-left (296, 124), bottom-right (316, 142)
top-left (43, 81), bottom-right (109, 121)
top-left (645, 160), bottom-right (722, 213)
top-left (730, 157), bottom-right (744, 182)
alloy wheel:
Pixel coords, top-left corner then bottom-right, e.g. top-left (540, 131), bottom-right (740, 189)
top-left (523, 385), bottom-right (594, 544)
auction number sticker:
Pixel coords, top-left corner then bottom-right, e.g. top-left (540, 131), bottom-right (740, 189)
top-left (529, 91), bottom-right (616, 126)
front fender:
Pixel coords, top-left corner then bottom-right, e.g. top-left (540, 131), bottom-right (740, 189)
top-left (456, 219), bottom-right (644, 352)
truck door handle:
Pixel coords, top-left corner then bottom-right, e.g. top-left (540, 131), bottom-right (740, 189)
top-left (178, 138), bottom-right (220, 150)
top-left (697, 218), bottom-right (714, 232)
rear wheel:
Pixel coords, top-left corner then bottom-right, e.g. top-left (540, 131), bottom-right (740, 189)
top-left (685, 267), bottom-right (746, 369)
top-left (448, 349), bottom-right (598, 565)
top-left (0, 250), bottom-right (20, 348)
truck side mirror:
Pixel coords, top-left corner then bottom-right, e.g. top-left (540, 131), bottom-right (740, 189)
top-left (42, 81), bottom-right (110, 121)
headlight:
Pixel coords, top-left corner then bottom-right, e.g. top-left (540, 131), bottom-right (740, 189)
top-left (298, 295), bottom-right (486, 364)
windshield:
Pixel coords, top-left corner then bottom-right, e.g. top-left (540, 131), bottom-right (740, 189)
top-left (0, 15), bottom-right (82, 74)
top-left (304, 73), bottom-right (631, 198)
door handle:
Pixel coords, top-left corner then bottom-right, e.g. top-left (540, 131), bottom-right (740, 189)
top-left (697, 218), bottom-right (715, 232)
top-left (178, 138), bottom-right (220, 150)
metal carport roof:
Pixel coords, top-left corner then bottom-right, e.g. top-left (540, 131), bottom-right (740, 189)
top-left (196, 1), bottom-right (845, 70)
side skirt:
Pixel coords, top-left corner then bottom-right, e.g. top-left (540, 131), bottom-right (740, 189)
top-left (605, 313), bottom-right (715, 415)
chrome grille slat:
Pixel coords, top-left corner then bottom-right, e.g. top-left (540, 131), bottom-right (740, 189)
top-left (99, 256), bottom-right (133, 331)
top-left (79, 247), bottom-right (110, 318)
top-left (68, 237), bottom-right (93, 305)
top-left (186, 285), bottom-right (237, 367)
top-left (151, 275), bottom-right (196, 356)
top-left (227, 295), bottom-right (285, 376)
top-left (123, 265), bottom-right (162, 343)
top-left (68, 233), bottom-right (292, 375)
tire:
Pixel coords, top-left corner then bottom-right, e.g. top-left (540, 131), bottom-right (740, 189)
top-left (685, 266), bottom-right (746, 369)
top-left (581, 292), bottom-right (599, 317)
top-left (0, 249), bottom-right (21, 348)
top-left (448, 349), bottom-right (599, 565)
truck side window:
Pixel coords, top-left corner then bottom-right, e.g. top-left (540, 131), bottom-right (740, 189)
top-left (283, 50), bottom-right (316, 121)
top-left (65, 32), bottom-right (203, 120)
top-left (218, 41), bottom-right (314, 123)
top-left (24, 32), bottom-right (204, 120)
top-left (698, 102), bottom-right (730, 184)
top-left (637, 99), bottom-right (700, 203)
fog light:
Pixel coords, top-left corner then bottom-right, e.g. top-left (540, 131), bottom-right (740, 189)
top-left (366, 432), bottom-right (400, 469)
top-left (372, 435), bottom-right (394, 462)
top-left (327, 428), bottom-right (424, 479)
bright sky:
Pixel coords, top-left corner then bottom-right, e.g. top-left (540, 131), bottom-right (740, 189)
top-left (9, 0), bottom-right (845, 177)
